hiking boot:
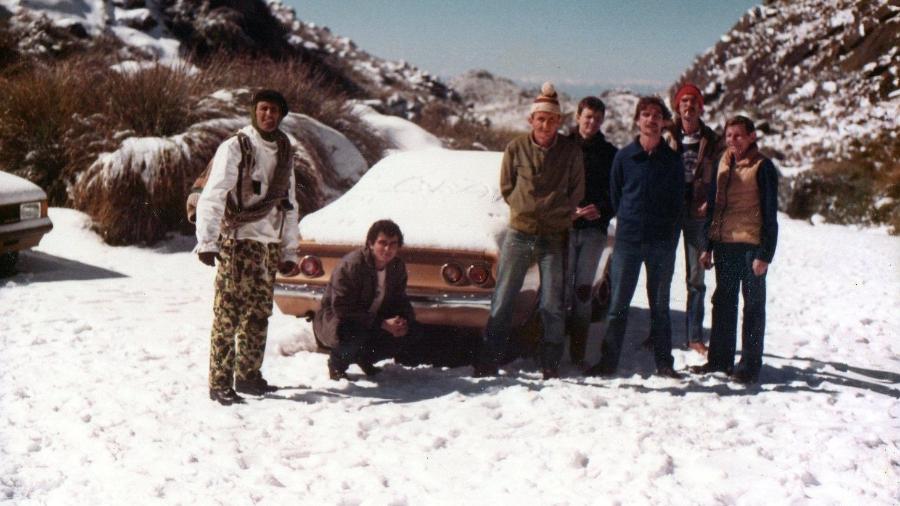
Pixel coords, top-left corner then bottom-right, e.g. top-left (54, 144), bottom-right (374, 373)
top-left (209, 387), bottom-right (244, 406)
top-left (689, 362), bottom-right (732, 375)
top-left (542, 368), bottom-right (560, 380)
top-left (583, 362), bottom-right (616, 378)
top-left (656, 366), bottom-right (683, 379)
top-left (731, 368), bottom-right (759, 384)
top-left (328, 364), bottom-right (349, 381)
top-left (234, 374), bottom-right (278, 395)
top-left (687, 342), bottom-right (708, 355)
top-left (472, 363), bottom-right (499, 378)
top-left (358, 362), bottom-right (382, 377)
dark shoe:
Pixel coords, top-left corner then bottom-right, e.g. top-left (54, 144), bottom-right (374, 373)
top-left (472, 363), bottom-right (499, 378)
top-left (583, 361), bottom-right (616, 377)
top-left (358, 362), bottom-right (382, 377)
top-left (209, 387), bottom-right (244, 406)
top-left (542, 368), bottom-right (560, 380)
top-left (328, 364), bottom-right (349, 381)
top-left (234, 375), bottom-right (278, 395)
top-left (689, 362), bottom-right (732, 375)
top-left (656, 366), bottom-right (683, 379)
top-left (731, 368), bottom-right (759, 384)
top-left (687, 342), bottom-right (709, 355)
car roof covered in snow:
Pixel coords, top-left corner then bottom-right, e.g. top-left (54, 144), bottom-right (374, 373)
top-left (299, 148), bottom-right (508, 253)
top-left (0, 171), bottom-right (48, 204)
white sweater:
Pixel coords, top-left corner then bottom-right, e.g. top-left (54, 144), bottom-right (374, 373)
top-left (194, 125), bottom-right (299, 263)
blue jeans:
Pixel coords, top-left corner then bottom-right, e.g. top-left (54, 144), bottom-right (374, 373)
top-left (708, 243), bottom-right (766, 375)
top-left (682, 215), bottom-right (707, 344)
top-left (598, 238), bottom-right (677, 371)
top-left (481, 229), bottom-right (566, 368)
top-left (566, 227), bottom-right (607, 362)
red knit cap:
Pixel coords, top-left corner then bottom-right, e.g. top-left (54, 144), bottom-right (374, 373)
top-left (674, 83), bottom-right (704, 112)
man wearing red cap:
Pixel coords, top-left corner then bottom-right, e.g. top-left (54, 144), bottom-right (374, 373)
top-left (663, 83), bottom-right (723, 355)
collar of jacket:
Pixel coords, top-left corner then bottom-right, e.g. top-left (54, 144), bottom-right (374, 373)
top-left (529, 132), bottom-right (559, 151)
top-left (625, 136), bottom-right (675, 160)
top-left (727, 145), bottom-right (762, 167)
top-left (570, 130), bottom-right (608, 148)
top-left (667, 119), bottom-right (715, 145)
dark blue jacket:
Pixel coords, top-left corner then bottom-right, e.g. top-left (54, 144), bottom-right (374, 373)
top-left (610, 138), bottom-right (685, 244)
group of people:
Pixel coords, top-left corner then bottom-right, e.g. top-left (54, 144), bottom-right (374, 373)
top-left (194, 86), bottom-right (778, 405)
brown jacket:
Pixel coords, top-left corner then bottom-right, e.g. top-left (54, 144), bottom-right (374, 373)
top-left (664, 119), bottom-right (722, 219)
top-left (500, 133), bottom-right (584, 235)
top-left (313, 247), bottom-right (414, 349)
top-left (708, 148), bottom-right (765, 245)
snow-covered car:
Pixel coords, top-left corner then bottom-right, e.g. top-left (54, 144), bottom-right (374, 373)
top-left (0, 171), bottom-right (53, 273)
top-left (274, 149), bottom-right (613, 346)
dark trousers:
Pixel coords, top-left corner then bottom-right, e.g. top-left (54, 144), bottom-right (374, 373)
top-left (599, 238), bottom-right (677, 372)
top-left (708, 242), bottom-right (767, 375)
top-left (328, 321), bottom-right (416, 373)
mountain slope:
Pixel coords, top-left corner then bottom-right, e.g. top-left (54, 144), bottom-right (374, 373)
top-left (674, 0), bottom-right (899, 231)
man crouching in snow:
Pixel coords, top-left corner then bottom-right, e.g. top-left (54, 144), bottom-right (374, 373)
top-left (195, 89), bottom-right (301, 405)
top-left (314, 220), bottom-right (419, 381)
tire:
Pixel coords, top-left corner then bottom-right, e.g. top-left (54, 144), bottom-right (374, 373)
top-left (0, 251), bottom-right (18, 276)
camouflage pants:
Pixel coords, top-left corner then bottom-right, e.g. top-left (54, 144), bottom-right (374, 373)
top-left (208, 238), bottom-right (281, 390)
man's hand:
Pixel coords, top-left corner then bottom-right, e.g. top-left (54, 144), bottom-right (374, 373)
top-left (699, 251), bottom-right (713, 270)
top-left (278, 261), bottom-right (300, 277)
top-left (381, 316), bottom-right (409, 338)
top-left (198, 251), bottom-right (221, 267)
top-left (574, 204), bottom-right (600, 221)
top-left (752, 259), bottom-right (769, 277)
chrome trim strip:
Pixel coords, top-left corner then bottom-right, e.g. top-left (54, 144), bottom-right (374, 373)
top-left (274, 282), bottom-right (492, 309)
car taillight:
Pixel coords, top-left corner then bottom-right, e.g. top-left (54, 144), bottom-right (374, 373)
top-left (299, 255), bottom-right (323, 277)
top-left (467, 264), bottom-right (491, 286)
top-left (441, 263), bottom-right (464, 285)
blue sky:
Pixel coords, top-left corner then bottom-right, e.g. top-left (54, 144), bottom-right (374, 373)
top-left (283, 0), bottom-right (759, 93)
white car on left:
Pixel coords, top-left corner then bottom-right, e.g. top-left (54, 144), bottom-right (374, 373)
top-left (0, 171), bottom-right (52, 274)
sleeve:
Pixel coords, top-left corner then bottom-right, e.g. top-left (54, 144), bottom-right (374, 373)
top-left (609, 151), bottom-right (623, 215)
top-left (569, 148), bottom-right (585, 211)
top-left (194, 138), bottom-right (240, 253)
top-left (280, 158), bottom-right (300, 263)
top-left (756, 159), bottom-right (779, 263)
top-left (499, 146), bottom-right (516, 203)
top-left (703, 156), bottom-right (720, 253)
top-left (599, 146), bottom-right (618, 222)
top-left (329, 258), bottom-right (376, 330)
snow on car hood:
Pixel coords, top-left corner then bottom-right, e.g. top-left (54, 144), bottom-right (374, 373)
top-left (299, 148), bottom-right (508, 253)
top-left (0, 171), bottom-right (47, 204)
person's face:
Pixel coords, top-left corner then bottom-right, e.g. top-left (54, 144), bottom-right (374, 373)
top-left (636, 104), bottom-right (664, 139)
top-left (255, 101), bottom-right (282, 132)
top-left (528, 111), bottom-right (562, 145)
top-left (370, 232), bottom-right (401, 269)
top-left (725, 124), bottom-right (756, 159)
top-left (577, 107), bottom-right (604, 139)
top-left (678, 94), bottom-right (701, 123)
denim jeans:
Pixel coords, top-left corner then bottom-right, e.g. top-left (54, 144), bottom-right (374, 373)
top-left (682, 214), bottom-right (707, 344)
top-left (598, 238), bottom-right (677, 372)
top-left (328, 320), bottom-right (419, 373)
top-left (708, 242), bottom-right (766, 375)
top-left (481, 229), bottom-right (566, 368)
top-left (566, 227), bottom-right (607, 363)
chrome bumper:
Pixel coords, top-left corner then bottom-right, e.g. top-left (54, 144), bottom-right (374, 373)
top-left (274, 282), bottom-right (493, 310)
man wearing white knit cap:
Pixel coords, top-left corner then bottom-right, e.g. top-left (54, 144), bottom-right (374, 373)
top-left (474, 82), bottom-right (585, 380)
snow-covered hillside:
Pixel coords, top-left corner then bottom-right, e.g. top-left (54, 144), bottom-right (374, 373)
top-left (677, 0), bottom-right (899, 172)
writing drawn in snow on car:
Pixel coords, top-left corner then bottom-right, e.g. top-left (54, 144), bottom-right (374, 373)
top-left (0, 171), bottom-right (53, 275)
top-left (274, 148), bottom-right (613, 349)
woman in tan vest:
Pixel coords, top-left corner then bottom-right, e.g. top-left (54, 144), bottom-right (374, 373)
top-left (691, 115), bottom-right (779, 384)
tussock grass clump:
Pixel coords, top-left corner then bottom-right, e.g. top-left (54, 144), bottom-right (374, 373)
top-left (416, 102), bottom-right (518, 151)
top-left (0, 50), bottom-right (388, 244)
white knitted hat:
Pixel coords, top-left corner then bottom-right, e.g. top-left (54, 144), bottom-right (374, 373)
top-left (530, 82), bottom-right (561, 116)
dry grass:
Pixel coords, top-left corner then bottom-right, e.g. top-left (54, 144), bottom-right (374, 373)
top-left (416, 102), bottom-right (519, 151)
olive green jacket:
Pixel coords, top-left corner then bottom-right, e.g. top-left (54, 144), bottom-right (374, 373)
top-left (500, 133), bottom-right (585, 235)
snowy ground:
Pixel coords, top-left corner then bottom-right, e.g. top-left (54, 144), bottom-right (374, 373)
top-left (1, 206), bottom-right (897, 505)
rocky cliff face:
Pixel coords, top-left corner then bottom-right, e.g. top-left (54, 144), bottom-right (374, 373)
top-left (674, 0), bottom-right (899, 230)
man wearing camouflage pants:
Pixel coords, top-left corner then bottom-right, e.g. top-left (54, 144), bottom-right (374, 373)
top-left (195, 89), bottom-right (300, 405)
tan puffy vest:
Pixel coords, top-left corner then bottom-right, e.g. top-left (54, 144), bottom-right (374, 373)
top-left (708, 148), bottom-right (764, 245)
